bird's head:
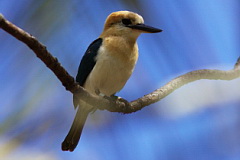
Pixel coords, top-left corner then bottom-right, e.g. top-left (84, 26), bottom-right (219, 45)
top-left (101, 11), bottom-right (162, 40)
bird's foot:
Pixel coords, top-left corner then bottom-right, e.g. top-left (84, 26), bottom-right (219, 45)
top-left (110, 95), bottom-right (120, 100)
top-left (99, 93), bottom-right (106, 97)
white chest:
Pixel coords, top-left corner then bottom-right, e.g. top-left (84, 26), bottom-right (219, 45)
top-left (84, 44), bottom-right (138, 96)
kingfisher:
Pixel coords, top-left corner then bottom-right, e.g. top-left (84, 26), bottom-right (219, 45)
top-left (62, 11), bottom-right (162, 151)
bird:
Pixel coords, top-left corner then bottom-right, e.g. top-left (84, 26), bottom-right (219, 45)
top-left (61, 11), bottom-right (162, 152)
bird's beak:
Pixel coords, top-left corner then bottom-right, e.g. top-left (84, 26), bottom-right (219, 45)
top-left (127, 24), bottom-right (162, 33)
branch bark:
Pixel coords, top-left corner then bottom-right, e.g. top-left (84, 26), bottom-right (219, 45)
top-left (1, 14), bottom-right (240, 114)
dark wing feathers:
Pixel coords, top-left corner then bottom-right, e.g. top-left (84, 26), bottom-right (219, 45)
top-left (76, 38), bottom-right (103, 86)
top-left (73, 38), bottom-right (103, 108)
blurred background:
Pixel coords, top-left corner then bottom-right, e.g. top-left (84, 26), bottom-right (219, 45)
top-left (0, 0), bottom-right (240, 159)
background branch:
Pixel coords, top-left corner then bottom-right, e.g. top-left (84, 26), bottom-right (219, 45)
top-left (1, 13), bottom-right (240, 114)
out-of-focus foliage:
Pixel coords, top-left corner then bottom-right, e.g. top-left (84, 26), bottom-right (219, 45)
top-left (0, 0), bottom-right (240, 160)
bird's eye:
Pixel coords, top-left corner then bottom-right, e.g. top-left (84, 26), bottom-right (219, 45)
top-left (122, 19), bottom-right (132, 25)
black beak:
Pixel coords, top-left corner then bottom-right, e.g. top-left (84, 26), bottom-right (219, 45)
top-left (127, 24), bottom-right (162, 33)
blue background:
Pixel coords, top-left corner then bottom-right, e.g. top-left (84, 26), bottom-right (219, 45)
top-left (0, 0), bottom-right (240, 160)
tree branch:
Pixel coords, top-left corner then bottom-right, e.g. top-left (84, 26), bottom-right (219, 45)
top-left (1, 14), bottom-right (240, 114)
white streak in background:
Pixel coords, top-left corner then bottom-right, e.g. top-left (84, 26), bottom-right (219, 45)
top-left (0, 137), bottom-right (58, 160)
top-left (159, 69), bottom-right (240, 118)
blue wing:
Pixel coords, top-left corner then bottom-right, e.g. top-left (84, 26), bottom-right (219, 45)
top-left (73, 38), bottom-right (103, 108)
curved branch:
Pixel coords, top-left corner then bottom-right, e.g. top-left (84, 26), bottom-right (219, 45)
top-left (0, 14), bottom-right (78, 92)
top-left (127, 66), bottom-right (240, 113)
top-left (1, 14), bottom-right (240, 114)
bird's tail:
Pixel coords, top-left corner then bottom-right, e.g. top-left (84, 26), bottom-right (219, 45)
top-left (62, 106), bottom-right (90, 152)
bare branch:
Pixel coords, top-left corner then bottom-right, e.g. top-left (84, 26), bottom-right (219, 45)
top-left (0, 14), bottom-right (77, 92)
top-left (128, 67), bottom-right (240, 112)
top-left (1, 13), bottom-right (240, 114)
top-left (0, 13), bottom-right (128, 111)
